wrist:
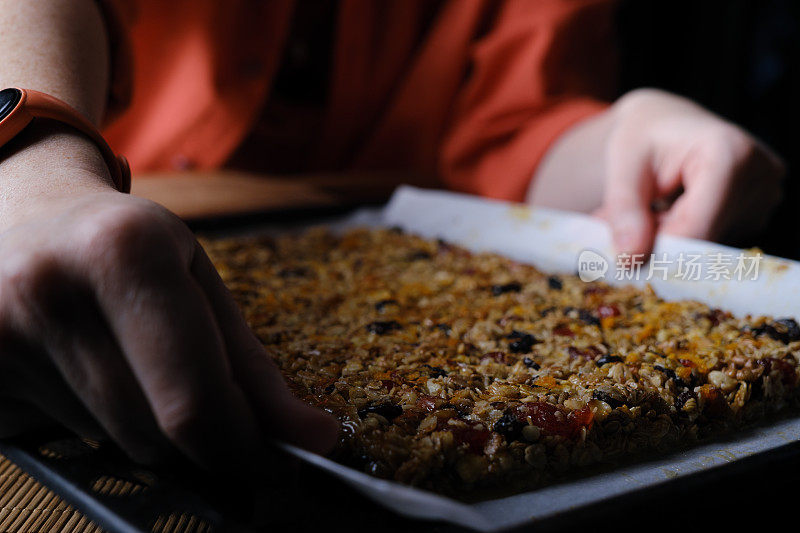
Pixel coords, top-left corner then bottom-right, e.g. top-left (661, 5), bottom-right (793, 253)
top-left (0, 121), bottom-right (118, 229)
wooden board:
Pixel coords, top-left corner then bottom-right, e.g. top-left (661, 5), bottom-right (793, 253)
top-left (131, 171), bottom-right (433, 220)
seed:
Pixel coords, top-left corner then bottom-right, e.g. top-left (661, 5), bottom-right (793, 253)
top-left (524, 444), bottom-right (546, 468)
top-left (522, 425), bottom-right (541, 442)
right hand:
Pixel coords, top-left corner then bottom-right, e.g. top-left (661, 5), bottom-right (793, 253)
top-left (0, 183), bottom-right (339, 469)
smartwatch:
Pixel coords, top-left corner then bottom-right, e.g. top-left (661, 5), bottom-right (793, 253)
top-left (0, 87), bottom-right (130, 193)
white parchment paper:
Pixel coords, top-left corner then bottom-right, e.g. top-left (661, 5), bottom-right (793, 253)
top-left (280, 186), bottom-right (800, 532)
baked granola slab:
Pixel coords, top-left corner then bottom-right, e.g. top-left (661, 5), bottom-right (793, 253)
top-left (202, 228), bottom-right (800, 495)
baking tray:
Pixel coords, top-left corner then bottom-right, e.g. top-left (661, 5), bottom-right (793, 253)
top-left (0, 432), bottom-right (251, 533)
top-left (2, 186), bottom-right (800, 532)
top-left (276, 186), bottom-right (800, 531)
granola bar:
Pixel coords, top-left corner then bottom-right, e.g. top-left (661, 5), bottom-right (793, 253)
top-left (202, 228), bottom-right (800, 494)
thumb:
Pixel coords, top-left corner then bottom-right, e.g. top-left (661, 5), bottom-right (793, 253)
top-left (602, 144), bottom-right (657, 257)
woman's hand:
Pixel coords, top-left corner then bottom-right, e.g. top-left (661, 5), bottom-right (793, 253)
top-left (529, 88), bottom-right (785, 255)
top-left (0, 185), bottom-right (339, 468)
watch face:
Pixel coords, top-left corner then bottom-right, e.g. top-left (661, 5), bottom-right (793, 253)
top-left (0, 88), bottom-right (22, 122)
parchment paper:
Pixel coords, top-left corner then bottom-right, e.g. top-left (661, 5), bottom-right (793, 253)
top-left (280, 186), bottom-right (800, 532)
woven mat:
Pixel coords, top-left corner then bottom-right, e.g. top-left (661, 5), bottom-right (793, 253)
top-left (0, 454), bottom-right (100, 533)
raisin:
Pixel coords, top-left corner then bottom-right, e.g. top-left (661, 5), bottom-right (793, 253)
top-left (748, 319), bottom-right (800, 344)
top-left (407, 250), bottom-right (432, 261)
top-left (578, 309), bottom-right (600, 326)
top-left (596, 355), bottom-right (623, 366)
top-left (358, 403), bottom-right (403, 421)
top-left (277, 267), bottom-right (308, 278)
top-left (523, 357), bottom-right (540, 370)
top-left (374, 299), bottom-right (398, 312)
top-left (434, 323), bottom-right (451, 335)
top-left (493, 412), bottom-right (524, 442)
top-left (592, 390), bottom-right (624, 408)
top-left (770, 318), bottom-right (800, 344)
top-left (423, 364), bottom-right (447, 377)
top-left (365, 321), bottom-right (402, 334)
top-left (568, 346), bottom-right (602, 361)
top-left (654, 365), bottom-right (689, 388)
top-left (675, 390), bottom-right (697, 410)
top-left (491, 282), bottom-right (522, 296)
top-left (547, 276), bottom-right (563, 290)
top-left (509, 332), bottom-right (538, 353)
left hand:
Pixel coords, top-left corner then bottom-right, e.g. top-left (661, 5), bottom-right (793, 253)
top-left (598, 88), bottom-right (785, 256)
top-left (529, 88), bottom-right (785, 256)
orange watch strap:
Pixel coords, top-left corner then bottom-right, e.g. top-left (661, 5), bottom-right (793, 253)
top-left (0, 88), bottom-right (131, 193)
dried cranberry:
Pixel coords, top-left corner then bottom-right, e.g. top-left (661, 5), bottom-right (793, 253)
top-left (553, 324), bottom-right (574, 337)
top-left (416, 395), bottom-right (439, 412)
top-left (516, 402), bottom-right (593, 438)
top-left (597, 304), bottom-right (621, 318)
top-left (483, 351), bottom-right (508, 364)
top-left (568, 346), bottom-right (602, 361)
top-left (758, 357), bottom-right (798, 386)
top-left (448, 424), bottom-right (491, 454)
top-left (583, 286), bottom-right (609, 296)
top-left (366, 320), bottom-right (402, 335)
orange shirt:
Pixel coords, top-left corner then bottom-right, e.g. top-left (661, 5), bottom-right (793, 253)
top-left (102, 0), bottom-right (617, 202)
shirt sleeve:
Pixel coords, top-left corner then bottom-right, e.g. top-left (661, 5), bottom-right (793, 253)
top-left (94, 0), bottom-right (135, 126)
top-left (438, 0), bottom-right (618, 202)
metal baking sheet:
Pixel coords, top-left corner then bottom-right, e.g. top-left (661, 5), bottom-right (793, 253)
top-left (279, 186), bottom-right (800, 532)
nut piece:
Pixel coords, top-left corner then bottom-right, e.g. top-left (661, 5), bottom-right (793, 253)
top-left (524, 444), bottom-right (546, 468)
top-left (708, 370), bottom-right (737, 392)
top-left (522, 425), bottom-right (541, 442)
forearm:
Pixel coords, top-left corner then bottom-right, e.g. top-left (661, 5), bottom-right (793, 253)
top-left (0, 0), bottom-right (114, 229)
top-left (526, 105), bottom-right (615, 213)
